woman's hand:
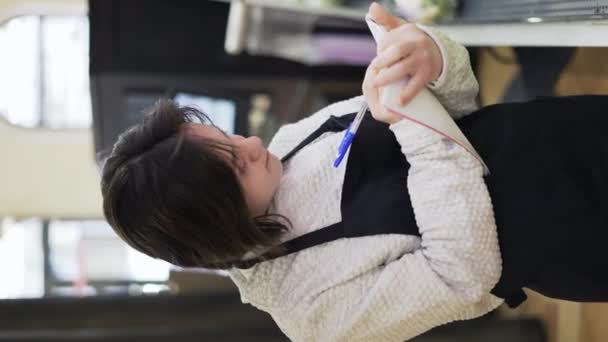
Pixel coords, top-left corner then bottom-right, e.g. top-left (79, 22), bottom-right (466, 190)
top-left (364, 3), bottom-right (444, 114)
top-left (363, 65), bottom-right (404, 125)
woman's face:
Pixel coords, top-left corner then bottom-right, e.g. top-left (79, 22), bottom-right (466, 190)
top-left (184, 123), bottom-right (283, 217)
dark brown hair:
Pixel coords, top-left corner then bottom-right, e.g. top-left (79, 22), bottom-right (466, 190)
top-left (100, 99), bottom-right (288, 269)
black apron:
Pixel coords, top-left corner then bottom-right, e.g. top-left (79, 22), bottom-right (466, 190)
top-left (238, 95), bottom-right (608, 308)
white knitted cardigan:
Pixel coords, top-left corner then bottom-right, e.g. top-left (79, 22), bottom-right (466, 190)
top-left (229, 27), bottom-right (504, 342)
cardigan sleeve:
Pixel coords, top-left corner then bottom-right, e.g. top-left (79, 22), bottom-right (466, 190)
top-left (272, 120), bottom-right (501, 342)
top-left (418, 25), bottom-right (480, 119)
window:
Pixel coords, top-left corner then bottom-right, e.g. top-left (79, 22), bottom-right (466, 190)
top-left (48, 220), bottom-right (170, 297)
top-left (174, 92), bottom-right (238, 134)
top-left (0, 15), bottom-right (170, 298)
top-left (0, 15), bottom-right (91, 128)
top-left (0, 218), bottom-right (44, 299)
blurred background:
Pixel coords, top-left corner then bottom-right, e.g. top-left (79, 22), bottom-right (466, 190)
top-left (0, 0), bottom-right (606, 341)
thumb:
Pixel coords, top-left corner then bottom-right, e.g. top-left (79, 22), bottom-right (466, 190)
top-left (368, 2), bottom-right (407, 29)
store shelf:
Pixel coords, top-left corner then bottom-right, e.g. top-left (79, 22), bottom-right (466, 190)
top-left (222, 0), bottom-right (608, 58)
top-left (435, 20), bottom-right (608, 47)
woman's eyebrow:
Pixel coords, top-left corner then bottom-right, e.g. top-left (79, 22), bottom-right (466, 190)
top-left (209, 135), bottom-right (245, 172)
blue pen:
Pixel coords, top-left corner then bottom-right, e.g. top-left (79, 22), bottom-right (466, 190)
top-left (333, 103), bottom-right (369, 168)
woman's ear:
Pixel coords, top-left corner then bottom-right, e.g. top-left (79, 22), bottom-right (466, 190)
top-left (367, 2), bottom-right (407, 30)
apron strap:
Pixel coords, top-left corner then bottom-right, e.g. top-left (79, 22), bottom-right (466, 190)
top-left (236, 221), bottom-right (346, 269)
top-left (280, 114), bottom-right (356, 163)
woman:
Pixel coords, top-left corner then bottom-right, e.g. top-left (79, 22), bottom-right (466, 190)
top-left (101, 4), bottom-right (608, 341)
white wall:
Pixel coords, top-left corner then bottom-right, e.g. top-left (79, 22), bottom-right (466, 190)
top-left (0, 119), bottom-right (103, 219)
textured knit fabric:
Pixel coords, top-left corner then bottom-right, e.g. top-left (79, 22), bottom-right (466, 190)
top-left (229, 28), bottom-right (503, 341)
top-left (419, 25), bottom-right (480, 118)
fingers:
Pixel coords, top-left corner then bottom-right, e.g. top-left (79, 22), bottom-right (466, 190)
top-left (363, 65), bottom-right (404, 124)
top-left (398, 73), bottom-right (427, 105)
top-left (374, 58), bottom-right (415, 87)
top-left (376, 23), bottom-right (419, 53)
top-left (368, 2), bottom-right (407, 30)
top-left (365, 5), bottom-right (438, 108)
top-left (370, 23), bottom-right (443, 106)
top-left (371, 42), bottom-right (415, 70)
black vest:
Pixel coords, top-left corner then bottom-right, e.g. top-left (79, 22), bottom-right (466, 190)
top-left (239, 96), bottom-right (608, 308)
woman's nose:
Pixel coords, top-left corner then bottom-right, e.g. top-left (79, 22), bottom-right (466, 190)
top-left (238, 136), bottom-right (264, 161)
